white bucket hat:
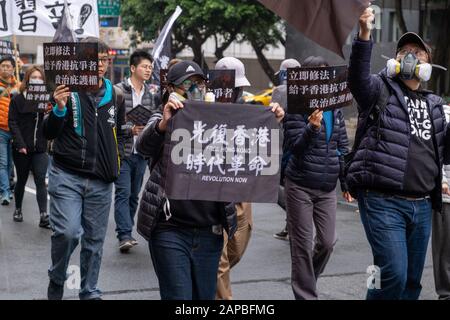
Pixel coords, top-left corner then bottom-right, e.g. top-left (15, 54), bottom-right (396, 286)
top-left (275, 58), bottom-right (301, 78)
top-left (215, 57), bottom-right (251, 87)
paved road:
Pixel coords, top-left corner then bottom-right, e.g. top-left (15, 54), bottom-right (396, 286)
top-left (0, 176), bottom-right (438, 300)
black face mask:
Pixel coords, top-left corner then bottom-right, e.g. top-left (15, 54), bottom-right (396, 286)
top-left (399, 53), bottom-right (419, 80)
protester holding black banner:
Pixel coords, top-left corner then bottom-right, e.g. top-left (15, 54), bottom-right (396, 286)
top-left (213, 57), bottom-right (253, 300)
top-left (346, 8), bottom-right (450, 300)
top-left (0, 56), bottom-right (19, 206)
top-left (113, 50), bottom-right (161, 253)
top-left (284, 56), bottom-right (351, 300)
top-left (8, 65), bottom-right (50, 228)
top-left (43, 37), bottom-right (126, 300)
top-left (136, 60), bottom-right (235, 300)
top-left (136, 60), bottom-right (284, 300)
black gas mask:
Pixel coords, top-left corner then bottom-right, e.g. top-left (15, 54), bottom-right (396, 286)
top-left (399, 53), bottom-right (419, 80)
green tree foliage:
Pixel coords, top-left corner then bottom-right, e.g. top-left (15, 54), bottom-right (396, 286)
top-left (121, 0), bottom-right (283, 78)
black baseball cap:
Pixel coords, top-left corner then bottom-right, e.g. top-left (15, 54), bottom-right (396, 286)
top-left (396, 32), bottom-right (432, 63)
top-left (167, 60), bottom-right (206, 86)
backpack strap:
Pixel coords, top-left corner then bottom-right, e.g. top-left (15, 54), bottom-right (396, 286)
top-left (352, 76), bottom-right (390, 153)
top-left (113, 85), bottom-right (124, 111)
top-left (113, 85), bottom-right (125, 126)
top-left (344, 76), bottom-right (391, 175)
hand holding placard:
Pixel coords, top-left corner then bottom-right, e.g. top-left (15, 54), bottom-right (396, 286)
top-left (270, 102), bottom-right (285, 123)
top-left (308, 110), bottom-right (323, 129)
top-left (53, 85), bottom-right (71, 110)
top-left (159, 94), bottom-right (184, 133)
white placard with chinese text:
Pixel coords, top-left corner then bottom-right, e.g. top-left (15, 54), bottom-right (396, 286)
top-left (0, 0), bottom-right (99, 38)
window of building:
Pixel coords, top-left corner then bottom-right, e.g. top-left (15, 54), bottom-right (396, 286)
top-left (344, 11), bottom-right (382, 44)
top-left (388, 11), bottom-right (401, 42)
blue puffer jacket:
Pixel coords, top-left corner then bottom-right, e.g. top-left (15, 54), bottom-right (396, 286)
top-left (284, 109), bottom-right (349, 192)
top-left (346, 37), bottom-right (450, 211)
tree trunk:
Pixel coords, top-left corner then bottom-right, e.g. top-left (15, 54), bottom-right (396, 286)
top-left (277, 34), bottom-right (286, 48)
top-left (250, 40), bottom-right (275, 83)
top-left (214, 22), bottom-right (245, 61)
top-left (419, 0), bottom-right (429, 38)
top-left (171, 35), bottom-right (184, 58)
top-left (419, 0), bottom-right (424, 37)
top-left (191, 44), bottom-right (203, 66)
top-left (215, 35), bottom-right (237, 61)
top-left (395, 0), bottom-right (408, 34)
top-left (429, 1), bottom-right (450, 95)
top-left (188, 33), bottom-right (206, 67)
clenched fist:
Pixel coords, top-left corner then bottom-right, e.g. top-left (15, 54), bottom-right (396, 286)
top-left (359, 7), bottom-right (375, 41)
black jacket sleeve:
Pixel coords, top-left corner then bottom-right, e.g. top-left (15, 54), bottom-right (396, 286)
top-left (337, 111), bottom-right (350, 192)
top-left (115, 87), bottom-right (127, 159)
top-left (283, 113), bottom-right (321, 156)
top-left (43, 106), bottom-right (68, 140)
top-left (8, 96), bottom-right (26, 150)
top-left (153, 90), bottom-right (163, 112)
top-left (444, 121), bottom-right (450, 165)
top-left (348, 37), bottom-right (383, 113)
top-left (136, 113), bottom-right (165, 158)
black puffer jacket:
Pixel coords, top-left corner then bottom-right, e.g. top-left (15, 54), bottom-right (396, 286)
top-left (135, 113), bottom-right (237, 241)
top-left (8, 93), bottom-right (47, 153)
top-left (347, 37), bottom-right (450, 211)
top-left (284, 109), bottom-right (349, 192)
top-left (115, 79), bottom-right (161, 159)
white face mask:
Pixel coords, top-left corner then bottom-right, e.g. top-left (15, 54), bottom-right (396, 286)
top-left (28, 78), bottom-right (44, 85)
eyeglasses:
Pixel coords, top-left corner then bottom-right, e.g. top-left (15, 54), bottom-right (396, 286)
top-left (180, 79), bottom-right (205, 90)
top-left (98, 57), bottom-right (110, 65)
top-left (397, 48), bottom-right (428, 60)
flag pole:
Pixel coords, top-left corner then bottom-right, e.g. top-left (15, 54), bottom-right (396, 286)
top-left (12, 34), bottom-right (20, 81)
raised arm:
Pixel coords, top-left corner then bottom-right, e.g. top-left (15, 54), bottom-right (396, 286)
top-left (348, 7), bottom-right (383, 112)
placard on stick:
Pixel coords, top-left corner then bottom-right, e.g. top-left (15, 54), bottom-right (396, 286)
top-left (44, 42), bottom-right (99, 92)
top-left (287, 66), bottom-right (353, 114)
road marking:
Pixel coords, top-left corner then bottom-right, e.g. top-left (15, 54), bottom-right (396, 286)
top-left (25, 186), bottom-right (36, 195)
top-left (25, 186), bottom-right (50, 200)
